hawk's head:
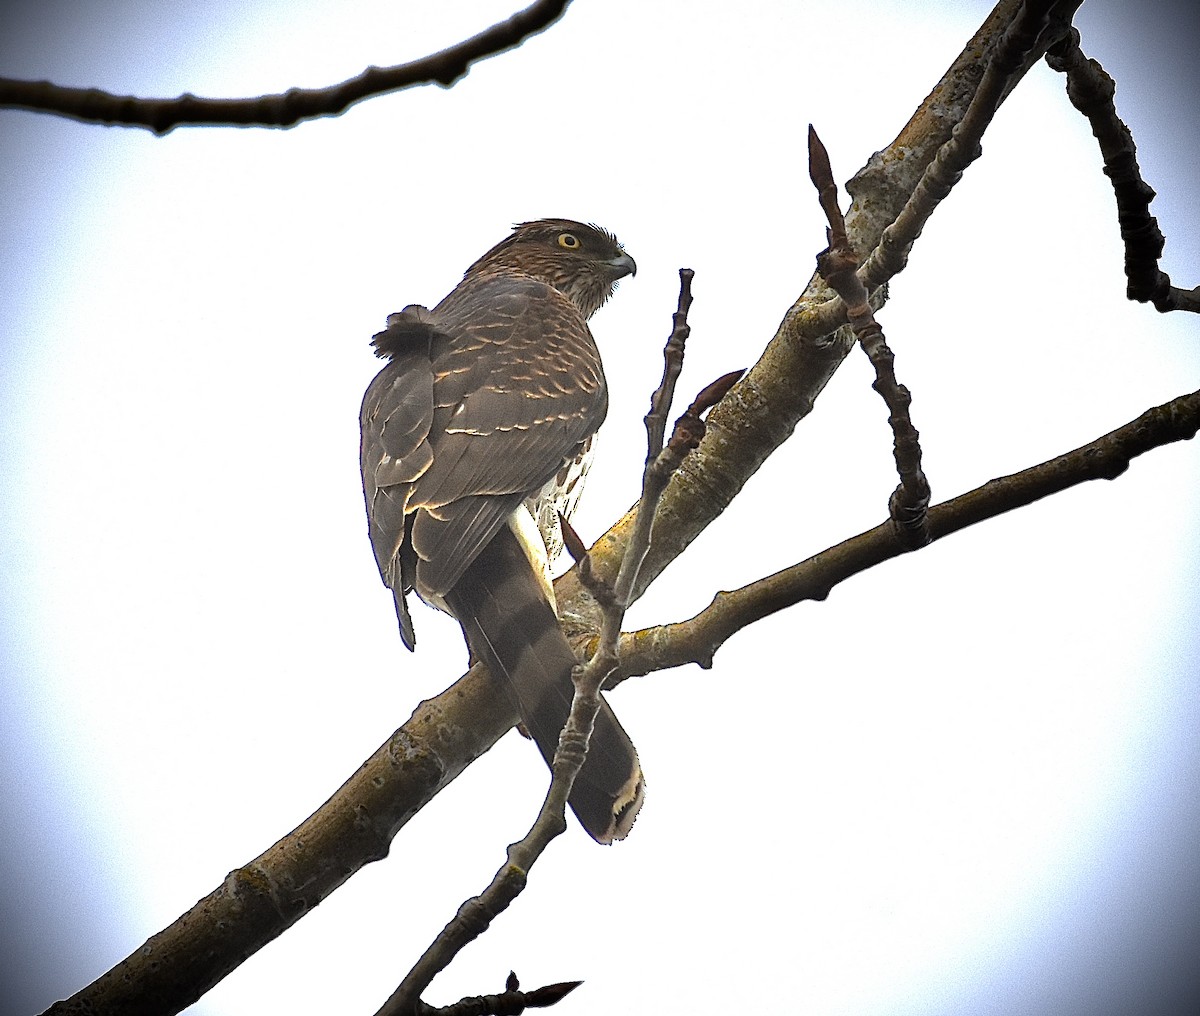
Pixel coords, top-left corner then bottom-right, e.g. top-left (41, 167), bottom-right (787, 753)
top-left (464, 218), bottom-right (636, 320)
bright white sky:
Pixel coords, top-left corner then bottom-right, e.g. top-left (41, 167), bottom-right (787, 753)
top-left (2, 2), bottom-right (1198, 1015)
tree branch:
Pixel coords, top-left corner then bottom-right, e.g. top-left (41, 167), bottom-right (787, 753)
top-left (612, 387), bottom-right (1200, 677)
top-left (857, 0), bottom-right (1081, 294)
top-left (809, 125), bottom-right (931, 546)
top-left (0, 0), bottom-right (572, 135)
top-left (1045, 27), bottom-right (1200, 313)
top-left (414, 972), bottom-right (580, 1016)
top-left (41, 659), bottom-right (517, 1016)
top-left (553, 0), bottom-right (1083, 624)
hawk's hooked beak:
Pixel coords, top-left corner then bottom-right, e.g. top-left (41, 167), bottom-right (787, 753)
top-left (606, 252), bottom-right (637, 279)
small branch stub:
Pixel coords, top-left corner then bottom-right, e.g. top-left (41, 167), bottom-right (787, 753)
top-left (668, 369), bottom-right (745, 456)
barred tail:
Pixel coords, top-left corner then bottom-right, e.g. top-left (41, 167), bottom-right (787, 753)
top-left (444, 524), bottom-right (644, 843)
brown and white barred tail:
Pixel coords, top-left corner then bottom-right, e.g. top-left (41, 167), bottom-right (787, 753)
top-left (444, 523), bottom-right (644, 843)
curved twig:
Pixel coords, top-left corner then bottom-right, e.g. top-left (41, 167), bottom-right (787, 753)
top-left (0, 0), bottom-right (571, 135)
top-left (1045, 27), bottom-right (1200, 313)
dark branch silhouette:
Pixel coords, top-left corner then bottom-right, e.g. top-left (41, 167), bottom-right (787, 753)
top-left (0, 0), bottom-right (572, 135)
top-left (414, 971), bottom-right (580, 1016)
top-left (1045, 27), bottom-right (1200, 313)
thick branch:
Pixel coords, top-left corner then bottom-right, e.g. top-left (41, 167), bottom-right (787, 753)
top-left (42, 663), bottom-right (517, 1016)
top-left (0, 0), bottom-right (571, 135)
top-left (554, 0), bottom-right (1082, 626)
top-left (858, 0), bottom-right (1079, 292)
top-left (614, 388), bottom-right (1200, 676)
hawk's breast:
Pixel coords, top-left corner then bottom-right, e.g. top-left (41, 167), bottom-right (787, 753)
top-left (526, 434), bottom-right (595, 567)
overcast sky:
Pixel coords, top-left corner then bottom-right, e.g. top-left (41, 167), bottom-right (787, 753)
top-left (1, 2), bottom-right (1198, 1015)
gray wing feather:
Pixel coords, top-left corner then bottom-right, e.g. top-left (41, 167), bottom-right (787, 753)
top-left (409, 493), bottom-right (525, 596)
top-left (360, 271), bottom-right (607, 641)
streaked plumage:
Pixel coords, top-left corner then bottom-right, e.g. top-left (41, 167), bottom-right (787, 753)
top-left (359, 219), bottom-right (643, 842)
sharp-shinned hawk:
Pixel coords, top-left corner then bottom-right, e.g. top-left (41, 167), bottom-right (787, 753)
top-left (359, 219), bottom-right (644, 842)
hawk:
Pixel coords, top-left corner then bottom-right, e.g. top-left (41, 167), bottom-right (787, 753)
top-left (360, 219), bottom-right (644, 842)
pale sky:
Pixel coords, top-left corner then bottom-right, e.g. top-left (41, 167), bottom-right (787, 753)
top-left (2, 2), bottom-right (1198, 1015)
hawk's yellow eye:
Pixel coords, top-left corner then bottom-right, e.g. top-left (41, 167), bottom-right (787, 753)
top-left (557, 232), bottom-right (581, 249)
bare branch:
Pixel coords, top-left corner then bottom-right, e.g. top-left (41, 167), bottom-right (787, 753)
top-left (553, 0), bottom-right (1084, 619)
top-left (0, 0), bottom-right (572, 135)
top-left (643, 269), bottom-right (695, 459)
top-left (417, 973), bottom-right (581, 1016)
top-left (557, 510), bottom-right (611, 606)
top-left (42, 661), bottom-right (517, 1016)
top-left (859, 0), bottom-right (1082, 292)
top-left (809, 126), bottom-right (931, 546)
top-left (617, 270), bottom-right (699, 601)
top-left (1045, 27), bottom-right (1200, 313)
top-left (613, 387), bottom-right (1200, 677)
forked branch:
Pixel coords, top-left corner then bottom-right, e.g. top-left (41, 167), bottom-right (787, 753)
top-left (613, 387), bottom-right (1200, 677)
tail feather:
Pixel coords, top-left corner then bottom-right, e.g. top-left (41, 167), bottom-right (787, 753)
top-left (444, 525), bottom-right (644, 843)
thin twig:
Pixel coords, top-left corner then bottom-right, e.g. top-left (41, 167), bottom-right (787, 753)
top-left (808, 126), bottom-right (931, 547)
top-left (0, 0), bottom-right (572, 135)
top-left (643, 270), bottom-right (695, 459)
top-left (556, 511), bottom-right (609, 605)
top-left (1045, 27), bottom-right (1199, 314)
top-left (617, 270), bottom-right (698, 602)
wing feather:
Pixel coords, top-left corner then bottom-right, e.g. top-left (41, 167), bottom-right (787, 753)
top-left (409, 494), bottom-right (525, 596)
top-left (360, 268), bottom-right (609, 636)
